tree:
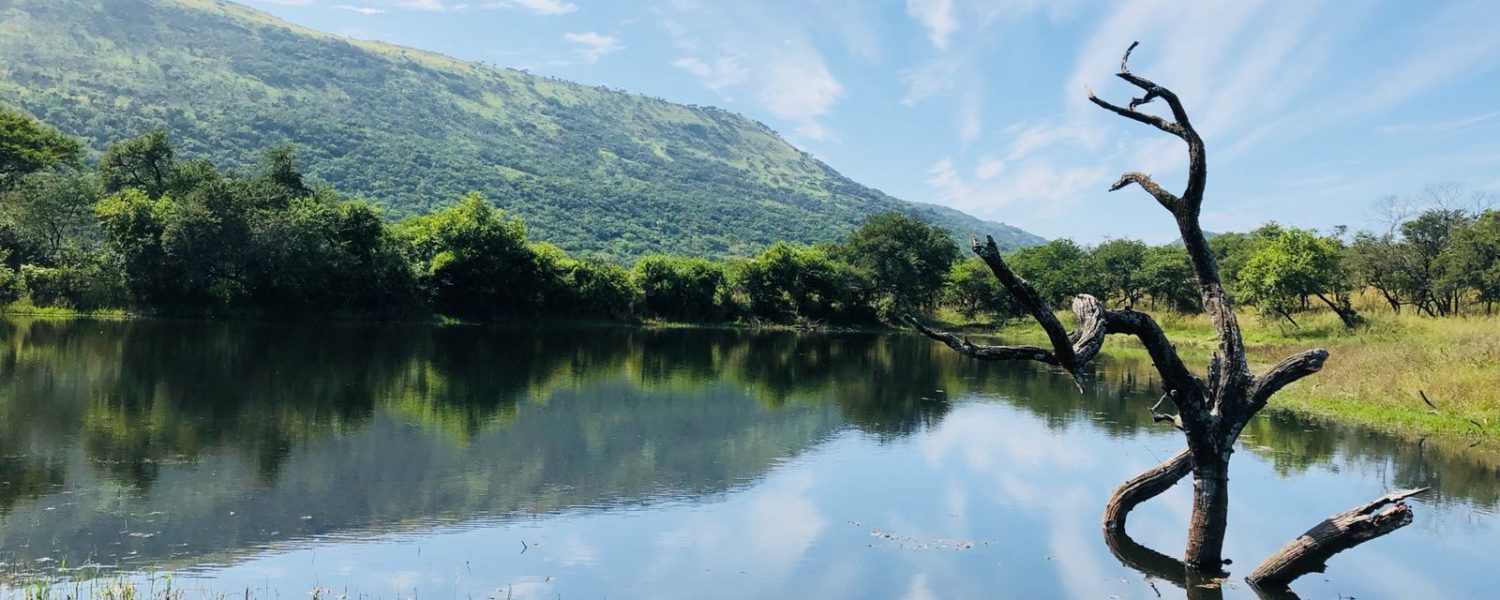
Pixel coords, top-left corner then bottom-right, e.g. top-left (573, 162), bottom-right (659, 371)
top-left (1345, 232), bottom-right (1406, 313)
top-left (1006, 239), bottom-right (1099, 307)
top-left (1091, 239), bottom-right (1149, 307)
top-left (0, 106), bottom-right (82, 190)
top-left (100, 129), bottom-right (175, 198)
top-left (1399, 208), bottom-right (1471, 316)
top-left (395, 192), bottom-right (540, 317)
top-left (909, 42), bottom-right (1418, 593)
top-left (257, 143), bottom-right (311, 205)
top-left (2, 169), bottom-right (102, 265)
top-left (1139, 245), bottom-right (1197, 312)
top-left (1237, 228), bottom-right (1358, 328)
top-left (94, 188), bottom-right (172, 304)
top-left (1439, 209), bottom-right (1500, 314)
top-left (944, 257), bottom-right (1018, 320)
top-left (736, 242), bottom-right (874, 323)
top-left (632, 255), bottom-right (727, 320)
top-left (836, 212), bottom-right (956, 318)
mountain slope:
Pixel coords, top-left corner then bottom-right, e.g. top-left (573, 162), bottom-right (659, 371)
top-left (0, 0), bottom-right (1044, 258)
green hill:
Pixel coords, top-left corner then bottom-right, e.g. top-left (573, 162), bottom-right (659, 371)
top-left (0, 0), bottom-right (1042, 259)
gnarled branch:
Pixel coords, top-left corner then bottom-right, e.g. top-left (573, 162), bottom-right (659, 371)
top-left (1103, 447), bottom-right (1192, 530)
top-left (1246, 349), bottom-right (1329, 415)
top-left (904, 316), bottom-right (1057, 364)
top-left (1109, 172), bottom-right (1180, 211)
top-left (1246, 488), bottom-right (1429, 593)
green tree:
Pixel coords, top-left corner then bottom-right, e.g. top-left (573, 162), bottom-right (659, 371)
top-left (1237, 228), bottom-right (1354, 327)
top-left (1006, 239), bottom-right (1099, 307)
top-left (1399, 208), bottom-right (1472, 316)
top-left (2, 169), bottom-right (102, 264)
top-left (944, 257), bottom-right (1017, 320)
top-left (395, 193), bottom-right (539, 317)
top-left (0, 106), bottom-right (82, 189)
top-left (1345, 232), bottom-right (1407, 313)
top-left (94, 188), bottom-right (172, 304)
top-left (100, 129), bottom-right (175, 198)
top-left (632, 255), bottom-right (726, 320)
top-left (1090, 239), bottom-right (1149, 307)
top-left (1140, 245), bottom-right (1198, 312)
top-left (1439, 209), bottom-right (1500, 314)
top-left (835, 212), bottom-right (957, 317)
top-left (736, 242), bottom-right (874, 323)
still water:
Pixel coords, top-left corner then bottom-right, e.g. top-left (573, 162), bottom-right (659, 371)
top-left (0, 319), bottom-right (1496, 598)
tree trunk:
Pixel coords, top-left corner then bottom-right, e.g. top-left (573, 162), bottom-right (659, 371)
top-left (1314, 293), bottom-right (1360, 329)
top-left (1246, 488), bottom-right (1428, 593)
top-left (1184, 455), bottom-right (1231, 568)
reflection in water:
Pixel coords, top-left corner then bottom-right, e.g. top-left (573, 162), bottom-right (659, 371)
top-left (0, 318), bottom-right (1496, 598)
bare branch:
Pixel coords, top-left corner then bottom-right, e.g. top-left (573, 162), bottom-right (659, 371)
top-left (1246, 349), bottom-right (1329, 413)
top-left (1109, 172), bottom-right (1181, 211)
top-left (971, 235), bottom-right (1078, 367)
top-left (1087, 93), bottom-right (1182, 136)
top-left (1247, 488), bottom-right (1429, 592)
top-left (905, 315), bottom-right (1058, 364)
top-left (1104, 447), bottom-right (1192, 530)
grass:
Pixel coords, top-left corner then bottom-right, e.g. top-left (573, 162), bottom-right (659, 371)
top-left (959, 300), bottom-right (1500, 441)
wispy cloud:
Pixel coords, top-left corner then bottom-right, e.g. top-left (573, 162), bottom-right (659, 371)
top-left (1378, 110), bottom-right (1500, 136)
top-left (906, 0), bottom-right (956, 50)
top-left (332, 4), bottom-right (386, 15)
top-left (563, 32), bottom-right (623, 63)
top-left (486, 0), bottom-right (577, 16)
top-left (660, 2), bottom-right (848, 142)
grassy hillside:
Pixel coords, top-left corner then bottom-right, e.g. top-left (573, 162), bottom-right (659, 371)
top-left (0, 0), bottom-right (1043, 259)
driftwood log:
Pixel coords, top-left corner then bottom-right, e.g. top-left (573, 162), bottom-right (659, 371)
top-left (1246, 488), bottom-right (1429, 592)
top-left (911, 40), bottom-right (1423, 584)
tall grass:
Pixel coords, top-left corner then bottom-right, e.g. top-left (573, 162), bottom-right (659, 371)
top-left (979, 303), bottom-right (1500, 439)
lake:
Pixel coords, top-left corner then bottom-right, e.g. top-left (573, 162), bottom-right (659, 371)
top-left (0, 318), bottom-right (1495, 599)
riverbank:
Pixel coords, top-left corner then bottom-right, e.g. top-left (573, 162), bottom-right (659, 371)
top-left (960, 307), bottom-right (1500, 441)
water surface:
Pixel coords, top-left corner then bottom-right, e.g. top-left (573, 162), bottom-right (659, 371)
top-left (0, 319), bottom-right (1496, 598)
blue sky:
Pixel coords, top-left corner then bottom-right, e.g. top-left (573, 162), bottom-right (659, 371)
top-left (245, 0), bottom-right (1500, 242)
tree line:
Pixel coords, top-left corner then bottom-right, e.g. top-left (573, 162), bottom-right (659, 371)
top-left (3, 107), bottom-right (1496, 325)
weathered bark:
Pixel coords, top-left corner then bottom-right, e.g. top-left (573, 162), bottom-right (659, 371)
top-left (1246, 488), bottom-right (1429, 593)
top-left (1103, 447), bottom-right (1191, 530)
top-left (911, 40), bottom-right (1399, 578)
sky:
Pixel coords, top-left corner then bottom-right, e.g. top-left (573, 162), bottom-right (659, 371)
top-left (243, 0), bottom-right (1500, 242)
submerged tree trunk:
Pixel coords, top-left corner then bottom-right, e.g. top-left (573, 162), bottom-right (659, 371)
top-left (1247, 488), bottom-right (1428, 593)
top-left (913, 41), bottom-right (1418, 585)
top-left (1184, 454), bottom-right (1231, 567)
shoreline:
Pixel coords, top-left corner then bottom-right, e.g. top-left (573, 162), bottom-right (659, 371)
top-left (4, 306), bottom-right (1493, 443)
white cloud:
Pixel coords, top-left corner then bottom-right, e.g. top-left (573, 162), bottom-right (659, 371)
top-left (563, 32), bottom-right (623, 63)
top-left (900, 56), bottom-right (961, 106)
top-left (758, 50), bottom-right (844, 141)
top-left (924, 157), bottom-right (1110, 218)
top-left (332, 4), bottom-right (386, 14)
top-left (487, 0), bottom-right (577, 16)
top-left (906, 0), bottom-right (957, 50)
top-left (672, 57), bottom-right (749, 92)
top-left (660, 3), bottom-right (847, 142)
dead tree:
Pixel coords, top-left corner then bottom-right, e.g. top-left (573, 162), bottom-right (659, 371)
top-left (910, 42), bottom-right (1418, 577)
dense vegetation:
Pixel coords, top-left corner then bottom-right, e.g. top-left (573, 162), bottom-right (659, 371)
top-left (0, 109), bottom-right (969, 324)
top-left (0, 0), bottom-right (1042, 260)
top-left (5, 108), bottom-right (1496, 329)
